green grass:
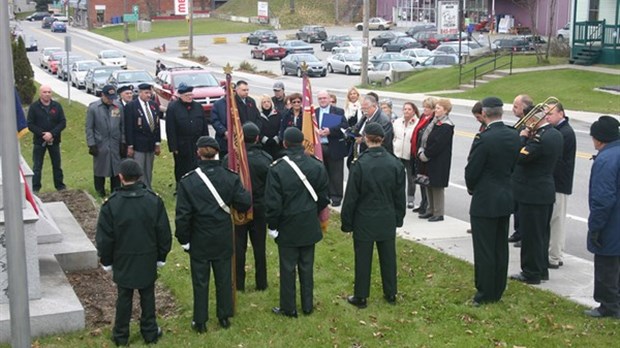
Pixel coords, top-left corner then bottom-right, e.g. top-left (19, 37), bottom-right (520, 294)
top-left (91, 19), bottom-right (264, 42)
top-left (8, 90), bottom-right (620, 347)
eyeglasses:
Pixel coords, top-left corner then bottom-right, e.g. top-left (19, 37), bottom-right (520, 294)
top-left (291, 100), bottom-right (302, 104)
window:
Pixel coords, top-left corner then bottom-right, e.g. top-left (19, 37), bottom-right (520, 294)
top-left (589, 0), bottom-right (599, 21)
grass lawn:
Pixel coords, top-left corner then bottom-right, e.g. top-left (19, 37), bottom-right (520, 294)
top-left (91, 19), bottom-right (264, 42)
top-left (8, 90), bottom-right (619, 347)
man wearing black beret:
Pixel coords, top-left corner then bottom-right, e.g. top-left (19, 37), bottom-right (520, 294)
top-left (117, 85), bottom-right (134, 107)
top-left (95, 158), bottom-right (172, 345)
top-left (465, 97), bottom-right (521, 305)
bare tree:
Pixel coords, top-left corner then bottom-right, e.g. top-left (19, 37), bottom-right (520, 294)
top-left (290, 0), bottom-right (295, 14)
top-left (545, 0), bottom-right (558, 60)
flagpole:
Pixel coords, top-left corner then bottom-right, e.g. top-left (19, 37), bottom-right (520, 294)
top-left (223, 63), bottom-right (237, 314)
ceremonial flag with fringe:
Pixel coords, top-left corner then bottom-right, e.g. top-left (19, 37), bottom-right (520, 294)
top-left (300, 72), bottom-right (330, 233)
top-left (226, 73), bottom-right (253, 225)
top-left (15, 88), bottom-right (29, 138)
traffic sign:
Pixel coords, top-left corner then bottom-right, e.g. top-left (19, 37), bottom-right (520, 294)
top-left (133, 5), bottom-right (139, 15)
top-left (123, 13), bottom-right (138, 22)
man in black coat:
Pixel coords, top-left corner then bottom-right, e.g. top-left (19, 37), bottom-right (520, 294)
top-left (210, 96), bottom-right (229, 156)
top-left (27, 85), bottom-right (67, 192)
top-left (265, 127), bottom-right (330, 317)
top-left (354, 94), bottom-right (394, 154)
top-left (124, 83), bottom-right (161, 188)
top-left (510, 116), bottom-right (563, 284)
top-left (315, 90), bottom-right (348, 206)
top-left (165, 83), bottom-right (210, 183)
top-left (234, 80), bottom-right (260, 125)
top-left (96, 159), bottom-right (172, 346)
top-left (271, 81), bottom-right (287, 116)
top-left (465, 97), bottom-right (521, 305)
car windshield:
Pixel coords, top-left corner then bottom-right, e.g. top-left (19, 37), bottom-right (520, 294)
top-left (391, 62), bottom-right (413, 69)
top-left (102, 51), bottom-right (123, 58)
top-left (336, 35), bottom-right (352, 41)
top-left (78, 62), bottom-right (100, 70)
top-left (173, 73), bottom-right (219, 88)
top-left (291, 41), bottom-right (307, 47)
top-left (94, 69), bottom-right (115, 77)
top-left (343, 54), bottom-right (361, 61)
top-left (295, 54), bottom-right (319, 62)
top-left (117, 71), bottom-right (152, 83)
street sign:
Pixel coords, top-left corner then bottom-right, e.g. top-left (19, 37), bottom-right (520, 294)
top-left (123, 14), bottom-right (139, 23)
top-left (133, 5), bottom-right (139, 15)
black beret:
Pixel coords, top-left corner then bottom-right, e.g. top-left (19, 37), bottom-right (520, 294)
top-left (284, 127), bottom-right (304, 144)
top-left (364, 122), bottom-right (384, 137)
top-left (119, 159), bottom-right (143, 177)
top-left (138, 83), bottom-right (152, 90)
top-left (481, 96), bottom-right (503, 108)
top-left (177, 82), bottom-right (194, 94)
top-left (590, 115), bottom-right (620, 143)
top-left (101, 85), bottom-right (117, 100)
top-left (196, 136), bottom-right (220, 151)
top-left (117, 85), bottom-right (132, 94)
top-left (243, 122), bottom-right (260, 141)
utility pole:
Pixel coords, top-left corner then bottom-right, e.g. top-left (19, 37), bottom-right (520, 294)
top-left (123, 0), bottom-right (129, 42)
top-left (290, 0), bottom-right (295, 14)
top-left (189, 0), bottom-right (194, 58)
top-left (361, 0), bottom-right (369, 85)
top-left (335, 0), bottom-right (339, 25)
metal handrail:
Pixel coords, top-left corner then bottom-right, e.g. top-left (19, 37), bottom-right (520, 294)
top-left (458, 51), bottom-right (513, 87)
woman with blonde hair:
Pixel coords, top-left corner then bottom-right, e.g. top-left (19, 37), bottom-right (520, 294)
top-left (417, 98), bottom-right (455, 222)
top-left (410, 97), bottom-right (437, 214)
top-left (393, 101), bottom-right (420, 209)
top-left (258, 94), bottom-right (282, 159)
top-left (344, 87), bottom-right (362, 128)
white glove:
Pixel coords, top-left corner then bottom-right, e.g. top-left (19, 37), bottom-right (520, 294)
top-left (181, 243), bottom-right (190, 251)
top-left (101, 265), bottom-right (113, 272)
top-left (273, 136), bottom-right (279, 144)
top-left (268, 229), bottom-right (279, 239)
top-left (157, 261), bottom-right (166, 268)
top-left (262, 136), bottom-right (269, 144)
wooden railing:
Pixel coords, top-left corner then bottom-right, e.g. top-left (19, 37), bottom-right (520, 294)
top-left (574, 20), bottom-right (604, 46)
top-left (458, 51), bottom-right (514, 87)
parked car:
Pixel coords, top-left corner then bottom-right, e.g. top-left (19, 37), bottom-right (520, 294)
top-left (296, 25), bottom-right (328, 43)
top-left (251, 43), bottom-right (287, 60)
top-left (320, 35), bottom-right (352, 51)
top-left (46, 51), bottom-right (67, 74)
top-left (332, 40), bottom-right (364, 54)
top-left (153, 67), bottom-right (224, 116)
top-left (412, 31), bottom-right (449, 50)
top-left (24, 36), bottom-right (38, 52)
top-left (97, 49), bottom-right (127, 69)
top-left (492, 38), bottom-right (533, 51)
top-left (368, 61), bottom-right (415, 85)
top-left (39, 47), bottom-right (63, 69)
top-left (326, 53), bottom-right (371, 75)
top-left (26, 12), bottom-right (51, 21)
top-left (41, 16), bottom-right (56, 29)
top-left (400, 48), bottom-right (432, 66)
top-left (371, 31), bottom-right (407, 47)
top-left (405, 24), bottom-right (437, 37)
top-left (279, 40), bottom-right (314, 55)
top-left (70, 60), bottom-right (102, 88)
top-left (416, 54), bottom-right (459, 69)
top-left (57, 55), bottom-right (84, 80)
top-left (356, 17), bottom-right (393, 31)
top-left (369, 52), bottom-right (414, 67)
top-left (84, 66), bottom-right (122, 96)
top-left (557, 23), bottom-right (570, 41)
top-left (50, 21), bottom-right (67, 33)
top-left (247, 30), bottom-right (278, 45)
top-left (280, 54), bottom-right (327, 77)
top-left (52, 15), bottom-right (69, 22)
top-left (107, 69), bottom-right (154, 96)
top-left (434, 42), bottom-right (489, 58)
top-left (382, 37), bottom-right (422, 52)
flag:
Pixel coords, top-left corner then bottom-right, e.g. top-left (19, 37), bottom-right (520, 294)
top-left (299, 68), bottom-right (330, 233)
top-left (15, 88), bottom-right (29, 138)
top-left (225, 69), bottom-right (253, 225)
top-left (20, 168), bottom-right (39, 215)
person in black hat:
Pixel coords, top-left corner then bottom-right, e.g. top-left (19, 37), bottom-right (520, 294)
top-left (155, 59), bottom-right (166, 76)
top-left (584, 115), bottom-right (620, 319)
top-left (265, 127), bottom-right (329, 318)
top-left (271, 81), bottom-right (287, 116)
top-left (341, 122), bottom-right (406, 309)
top-left (124, 83), bottom-right (161, 188)
top-left (166, 82), bottom-right (209, 184)
top-left (117, 85), bottom-right (134, 107)
top-left (465, 96), bottom-right (521, 305)
top-left (86, 84), bottom-right (125, 197)
top-left (95, 158), bottom-right (172, 346)
top-left (222, 122), bottom-right (272, 292)
top-left (175, 136), bottom-right (251, 332)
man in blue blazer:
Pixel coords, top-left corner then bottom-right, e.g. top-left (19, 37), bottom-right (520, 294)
top-left (316, 90), bottom-right (348, 206)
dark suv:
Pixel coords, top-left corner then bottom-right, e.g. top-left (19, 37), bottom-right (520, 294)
top-left (296, 26), bottom-right (328, 43)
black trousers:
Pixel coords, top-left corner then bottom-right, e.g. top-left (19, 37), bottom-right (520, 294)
top-left (173, 150), bottom-right (198, 183)
top-left (32, 142), bottom-right (65, 192)
top-left (512, 201), bottom-right (521, 237)
top-left (235, 207), bottom-right (267, 291)
top-left (354, 238), bottom-right (397, 299)
top-left (594, 254), bottom-right (620, 315)
top-left (321, 144), bottom-right (344, 203)
top-left (94, 175), bottom-right (120, 196)
top-left (190, 256), bottom-right (233, 324)
top-left (518, 202), bottom-right (552, 281)
top-left (113, 283), bottom-right (158, 344)
top-left (278, 244), bottom-right (315, 313)
top-left (471, 215), bottom-right (510, 303)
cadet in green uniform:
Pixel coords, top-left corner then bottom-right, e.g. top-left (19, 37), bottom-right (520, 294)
top-left (175, 136), bottom-right (251, 332)
top-left (222, 122), bottom-right (272, 291)
top-left (465, 97), bottom-right (520, 305)
top-left (341, 122), bottom-right (406, 309)
top-left (95, 159), bottom-right (172, 346)
top-left (510, 114), bottom-right (563, 284)
top-left (265, 127), bottom-right (330, 317)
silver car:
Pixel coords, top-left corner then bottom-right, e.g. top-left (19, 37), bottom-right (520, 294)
top-left (57, 55), bottom-right (84, 81)
top-left (70, 60), bottom-right (102, 89)
top-left (84, 66), bottom-right (122, 96)
top-left (280, 54), bottom-right (327, 77)
top-left (39, 47), bottom-right (62, 69)
top-left (326, 53), bottom-right (371, 75)
top-left (368, 61), bottom-right (414, 85)
top-left (400, 48), bottom-right (432, 66)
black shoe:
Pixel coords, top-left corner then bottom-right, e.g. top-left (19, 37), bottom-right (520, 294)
top-left (302, 308), bottom-right (313, 315)
top-left (583, 308), bottom-right (620, 318)
top-left (466, 228), bottom-right (472, 234)
top-left (256, 285), bottom-right (268, 291)
top-left (97, 191), bottom-right (106, 198)
top-left (548, 261), bottom-right (564, 269)
top-left (57, 186), bottom-right (67, 191)
top-left (509, 273), bottom-right (541, 285)
top-left (347, 296), bottom-right (368, 309)
top-left (145, 327), bottom-right (163, 344)
top-left (508, 233), bottom-right (521, 243)
top-left (112, 338), bottom-right (128, 347)
top-left (542, 274), bottom-right (549, 281)
top-left (428, 215), bottom-right (444, 222)
top-left (219, 317), bottom-right (231, 329)
top-left (514, 241), bottom-right (522, 248)
top-left (272, 307), bottom-right (298, 318)
top-left (191, 321), bottom-right (206, 333)
top-left (331, 201), bottom-right (341, 207)
top-left (384, 294), bottom-right (396, 304)
top-left (418, 213), bottom-right (432, 219)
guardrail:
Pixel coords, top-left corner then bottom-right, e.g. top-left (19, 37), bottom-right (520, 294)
top-left (458, 51), bottom-right (514, 87)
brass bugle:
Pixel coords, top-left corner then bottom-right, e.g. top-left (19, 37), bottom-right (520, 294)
top-left (514, 96), bottom-right (560, 131)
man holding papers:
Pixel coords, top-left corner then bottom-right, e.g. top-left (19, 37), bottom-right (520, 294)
top-left (315, 90), bottom-right (348, 207)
